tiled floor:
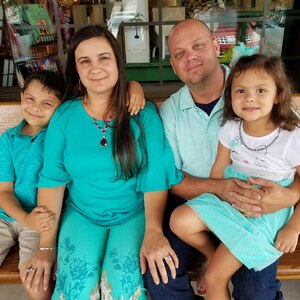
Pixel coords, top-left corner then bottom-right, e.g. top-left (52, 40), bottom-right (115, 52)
top-left (0, 280), bottom-right (299, 300)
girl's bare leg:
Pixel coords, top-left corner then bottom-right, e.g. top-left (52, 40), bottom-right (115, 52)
top-left (170, 204), bottom-right (217, 259)
top-left (170, 204), bottom-right (217, 295)
top-left (205, 243), bottom-right (242, 300)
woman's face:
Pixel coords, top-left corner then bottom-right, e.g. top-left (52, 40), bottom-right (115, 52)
top-left (75, 36), bottom-right (119, 97)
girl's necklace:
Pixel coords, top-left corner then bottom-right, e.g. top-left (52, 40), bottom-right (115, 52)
top-left (87, 100), bottom-right (111, 147)
top-left (238, 120), bottom-right (281, 152)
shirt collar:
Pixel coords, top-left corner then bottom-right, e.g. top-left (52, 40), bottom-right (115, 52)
top-left (179, 64), bottom-right (230, 112)
top-left (11, 119), bottom-right (46, 140)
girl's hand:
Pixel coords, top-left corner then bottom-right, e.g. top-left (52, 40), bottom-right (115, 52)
top-left (140, 229), bottom-right (178, 285)
top-left (126, 81), bottom-right (146, 116)
top-left (23, 206), bottom-right (55, 232)
top-left (275, 225), bottom-right (299, 253)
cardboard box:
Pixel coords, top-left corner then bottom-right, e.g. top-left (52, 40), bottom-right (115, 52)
top-left (72, 4), bottom-right (104, 25)
top-left (152, 6), bottom-right (185, 59)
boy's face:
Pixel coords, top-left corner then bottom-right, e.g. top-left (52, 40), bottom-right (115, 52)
top-left (21, 79), bottom-right (61, 134)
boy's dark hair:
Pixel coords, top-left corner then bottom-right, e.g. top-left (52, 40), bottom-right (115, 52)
top-left (22, 70), bottom-right (66, 100)
top-left (224, 54), bottom-right (299, 130)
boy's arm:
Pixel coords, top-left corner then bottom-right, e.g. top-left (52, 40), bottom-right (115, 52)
top-left (126, 81), bottom-right (146, 115)
top-left (24, 186), bottom-right (65, 292)
top-left (0, 182), bottom-right (54, 231)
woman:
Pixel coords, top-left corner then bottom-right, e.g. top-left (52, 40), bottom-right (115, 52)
top-left (24, 24), bottom-right (182, 300)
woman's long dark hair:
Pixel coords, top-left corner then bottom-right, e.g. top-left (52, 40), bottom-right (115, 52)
top-left (64, 24), bottom-right (145, 179)
top-left (224, 54), bottom-right (299, 130)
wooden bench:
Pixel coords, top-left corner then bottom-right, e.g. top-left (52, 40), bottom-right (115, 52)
top-left (0, 244), bottom-right (21, 284)
top-left (0, 239), bottom-right (299, 285)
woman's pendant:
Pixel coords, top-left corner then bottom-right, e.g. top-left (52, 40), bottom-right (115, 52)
top-left (100, 137), bottom-right (108, 147)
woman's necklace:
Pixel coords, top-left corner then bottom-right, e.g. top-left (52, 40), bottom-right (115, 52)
top-left (87, 100), bottom-right (111, 147)
top-left (238, 120), bottom-right (281, 152)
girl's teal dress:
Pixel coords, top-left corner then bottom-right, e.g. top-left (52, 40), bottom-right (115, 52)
top-left (37, 100), bottom-right (182, 300)
top-left (188, 165), bottom-right (293, 271)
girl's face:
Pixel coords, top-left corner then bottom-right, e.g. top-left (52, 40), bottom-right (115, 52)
top-left (75, 36), bottom-right (119, 98)
top-left (231, 68), bottom-right (278, 125)
top-left (21, 79), bottom-right (61, 134)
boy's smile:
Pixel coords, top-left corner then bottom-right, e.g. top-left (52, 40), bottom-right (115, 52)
top-left (20, 79), bottom-right (61, 135)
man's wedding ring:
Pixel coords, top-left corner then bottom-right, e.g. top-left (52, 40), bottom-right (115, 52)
top-left (164, 255), bottom-right (171, 261)
top-left (26, 267), bottom-right (36, 272)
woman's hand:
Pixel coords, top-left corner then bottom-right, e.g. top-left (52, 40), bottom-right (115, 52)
top-left (140, 229), bottom-right (178, 285)
top-left (23, 249), bottom-right (56, 293)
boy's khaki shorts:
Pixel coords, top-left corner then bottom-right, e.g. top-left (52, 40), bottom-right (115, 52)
top-left (0, 218), bottom-right (40, 268)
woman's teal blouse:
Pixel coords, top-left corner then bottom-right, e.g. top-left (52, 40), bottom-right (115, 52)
top-left (38, 100), bottom-right (182, 226)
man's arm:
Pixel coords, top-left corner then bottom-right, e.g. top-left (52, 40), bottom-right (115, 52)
top-left (172, 174), bottom-right (300, 217)
top-left (171, 173), bottom-right (261, 209)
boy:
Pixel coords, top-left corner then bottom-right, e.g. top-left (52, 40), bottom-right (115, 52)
top-left (0, 70), bottom-right (65, 300)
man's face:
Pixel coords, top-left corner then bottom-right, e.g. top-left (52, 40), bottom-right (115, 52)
top-left (168, 20), bottom-right (220, 87)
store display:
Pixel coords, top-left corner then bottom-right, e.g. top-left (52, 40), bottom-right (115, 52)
top-left (123, 0), bottom-right (150, 63)
top-left (21, 4), bottom-right (55, 44)
top-left (3, 1), bottom-right (59, 87)
top-left (0, 0), bottom-right (299, 89)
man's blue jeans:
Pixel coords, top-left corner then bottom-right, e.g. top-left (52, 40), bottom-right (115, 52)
top-left (144, 195), bottom-right (283, 300)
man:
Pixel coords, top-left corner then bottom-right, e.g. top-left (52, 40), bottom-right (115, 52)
top-left (143, 19), bottom-right (300, 300)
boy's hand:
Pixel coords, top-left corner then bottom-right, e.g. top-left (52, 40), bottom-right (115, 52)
top-left (275, 225), bottom-right (299, 253)
top-left (23, 206), bottom-right (55, 232)
top-left (126, 81), bottom-right (146, 116)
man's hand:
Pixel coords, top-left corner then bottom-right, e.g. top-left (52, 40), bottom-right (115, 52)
top-left (22, 206), bottom-right (55, 232)
top-left (216, 178), bottom-right (263, 217)
top-left (247, 177), bottom-right (299, 214)
top-left (140, 229), bottom-right (178, 285)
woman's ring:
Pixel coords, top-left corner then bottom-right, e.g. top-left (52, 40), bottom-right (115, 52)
top-left (164, 255), bottom-right (171, 261)
top-left (26, 267), bottom-right (36, 272)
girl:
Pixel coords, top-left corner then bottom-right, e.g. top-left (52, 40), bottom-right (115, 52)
top-left (170, 54), bottom-right (300, 300)
top-left (25, 24), bottom-right (181, 300)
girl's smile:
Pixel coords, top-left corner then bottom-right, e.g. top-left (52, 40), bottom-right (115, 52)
top-left (231, 68), bottom-right (278, 127)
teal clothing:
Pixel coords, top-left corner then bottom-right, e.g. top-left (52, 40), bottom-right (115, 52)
top-left (159, 65), bottom-right (230, 178)
top-left (38, 100), bottom-right (182, 226)
top-left (38, 99), bottom-right (182, 300)
top-left (52, 209), bottom-right (146, 300)
top-left (188, 165), bottom-right (294, 271)
top-left (0, 120), bottom-right (46, 221)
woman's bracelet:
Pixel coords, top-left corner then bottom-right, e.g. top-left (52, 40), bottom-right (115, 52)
top-left (38, 246), bottom-right (57, 251)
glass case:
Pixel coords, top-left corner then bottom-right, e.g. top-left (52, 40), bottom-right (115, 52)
top-left (1, 0), bottom-right (300, 91)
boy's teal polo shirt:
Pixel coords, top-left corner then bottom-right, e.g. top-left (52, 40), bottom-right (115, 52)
top-left (159, 65), bottom-right (230, 179)
top-left (0, 120), bottom-right (46, 221)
